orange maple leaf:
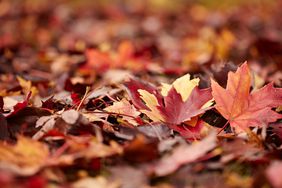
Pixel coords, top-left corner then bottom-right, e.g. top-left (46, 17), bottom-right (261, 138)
top-left (84, 40), bottom-right (148, 72)
top-left (211, 62), bottom-right (282, 132)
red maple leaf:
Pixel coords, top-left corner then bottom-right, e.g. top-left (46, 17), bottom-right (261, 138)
top-left (157, 87), bottom-right (212, 125)
top-left (211, 62), bottom-right (282, 132)
top-left (124, 76), bottom-right (212, 125)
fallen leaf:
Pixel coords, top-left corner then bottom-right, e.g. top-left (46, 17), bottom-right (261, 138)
top-left (160, 74), bottom-right (200, 101)
top-left (16, 76), bottom-right (38, 96)
top-left (104, 98), bottom-right (141, 126)
top-left (154, 131), bottom-right (217, 176)
top-left (124, 78), bottom-right (163, 111)
top-left (123, 134), bottom-right (159, 163)
top-left (6, 107), bottom-right (52, 137)
top-left (0, 136), bottom-right (49, 176)
top-left (86, 87), bottom-right (121, 102)
top-left (52, 136), bottom-right (123, 166)
top-left (125, 74), bottom-right (213, 125)
top-left (104, 70), bottom-right (132, 84)
top-left (137, 89), bottom-right (165, 122)
top-left (220, 138), bottom-right (263, 163)
top-left (137, 123), bottom-right (171, 139)
top-left (82, 111), bottom-right (107, 122)
top-left (61, 109), bottom-right (80, 124)
top-left (169, 119), bottom-right (213, 141)
top-left (109, 166), bottom-right (148, 188)
top-left (266, 161), bottom-right (282, 188)
top-left (3, 96), bottom-right (22, 111)
top-left (157, 86), bottom-right (212, 125)
top-left (12, 97), bottom-right (30, 115)
top-left (72, 176), bottom-right (120, 188)
top-left (33, 115), bottom-right (57, 140)
top-left (211, 62), bottom-right (282, 133)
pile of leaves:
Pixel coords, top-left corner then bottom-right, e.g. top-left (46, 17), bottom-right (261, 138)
top-left (1, 0), bottom-right (282, 187)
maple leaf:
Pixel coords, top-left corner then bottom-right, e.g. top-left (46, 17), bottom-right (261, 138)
top-left (104, 98), bottom-right (141, 126)
top-left (33, 115), bottom-right (57, 140)
top-left (16, 76), bottom-right (38, 97)
top-left (157, 86), bottom-right (212, 124)
top-left (124, 78), bottom-right (163, 111)
top-left (211, 62), bottom-right (282, 133)
top-left (85, 49), bottom-right (114, 71)
top-left (84, 40), bottom-right (148, 73)
top-left (170, 118), bottom-right (214, 141)
top-left (6, 91), bottom-right (32, 117)
top-left (125, 74), bottom-right (213, 125)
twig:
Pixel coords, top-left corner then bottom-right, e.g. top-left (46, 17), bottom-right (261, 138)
top-left (76, 86), bottom-right (91, 111)
top-left (217, 121), bottom-right (229, 135)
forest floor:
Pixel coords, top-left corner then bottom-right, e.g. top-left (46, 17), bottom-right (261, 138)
top-left (1, 0), bottom-right (282, 187)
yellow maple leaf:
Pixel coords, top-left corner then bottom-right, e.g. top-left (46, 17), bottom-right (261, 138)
top-left (137, 74), bottom-right (212, 123)
top-left (138, 89), bottom-right (165, 122)
top-left (16, 76), bottom-right (38, 96)
top-left (161, 74), bottom-right (200, 101)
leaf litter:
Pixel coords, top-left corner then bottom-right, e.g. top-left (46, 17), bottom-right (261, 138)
top-left (1, 0), bottom-right (282, 187)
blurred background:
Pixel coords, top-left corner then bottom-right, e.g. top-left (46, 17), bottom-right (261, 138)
top-left (0, 0), bottom-right (282, 86)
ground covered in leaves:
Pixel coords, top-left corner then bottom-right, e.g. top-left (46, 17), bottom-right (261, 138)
top-left (1, 0), bottom-right (282, 187)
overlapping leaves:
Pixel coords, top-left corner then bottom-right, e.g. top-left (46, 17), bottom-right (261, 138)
top-left (125, 62), bottom-right (282, 134)
top-left (125, 74), bottom-right (213, 125)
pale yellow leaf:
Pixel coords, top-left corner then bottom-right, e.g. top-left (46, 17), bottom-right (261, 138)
top-left (174, 77), bottom-right (199, 102)
top-left (82, 111), bottom-right (107, 122)
top-left (252, 73), bottom-right (265, 91)
top-left (201, 98), bottom-right (214, 109)
top-left (161, 74), bottom-right (199, 102)
top-left (72, 176), bottom-right (120, 188)
top-left (16, 76), bottom-right (38, 96)
top-left (138, 89), bottom-right (164, 122)
top-left (160, 83), bottom-right (171, 96)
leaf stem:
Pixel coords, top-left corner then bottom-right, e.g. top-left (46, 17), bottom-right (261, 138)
top-left (76, 86), bottom-right (91, 111)
top-left (217, 121), bottom-right (229, 135)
